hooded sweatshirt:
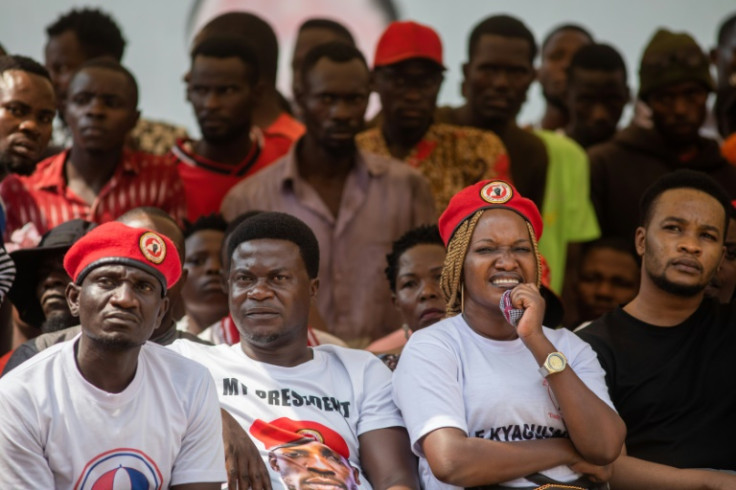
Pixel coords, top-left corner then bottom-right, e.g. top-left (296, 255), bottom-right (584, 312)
top-left (588, 125), bottom-right (736, 242)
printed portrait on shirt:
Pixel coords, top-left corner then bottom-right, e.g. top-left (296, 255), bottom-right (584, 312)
top-left (250, 417), bottom-right (360, 490)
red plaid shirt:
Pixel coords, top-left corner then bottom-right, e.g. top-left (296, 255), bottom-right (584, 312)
top-left (2, 149), bottom-right (186, 237)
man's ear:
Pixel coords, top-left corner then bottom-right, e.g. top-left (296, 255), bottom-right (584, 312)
top-left (183, 71), bottom-right (192, 102)
top-left (634, 226), bottom-right (647, 256)
top-left (252, 79), bottom-right (265, 100)
top-left (529, 65), bottom-right (538, 82)
top-left (461, 62), bottom-right (470, 98)
top-left (156, 296), bottom-right (170, 330)
top-left (295, 86), bottom-right (306, 112)
top-left (129, 109), bottom-right (141, 132)
top-left (269, 454), bottom-right (280, 472)
top-left (309, 278), bottom-right (319, 300)
top-left (66, 282), bottom-right (81, 318)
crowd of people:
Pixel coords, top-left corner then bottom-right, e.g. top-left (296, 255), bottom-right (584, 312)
top-left (0, 5), bottom-right (734, 489)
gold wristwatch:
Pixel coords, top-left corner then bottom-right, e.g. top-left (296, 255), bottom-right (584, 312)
top-left (538, 352), bottom-right (567, 378)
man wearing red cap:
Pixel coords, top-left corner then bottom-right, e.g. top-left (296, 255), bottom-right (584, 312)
top-left (357, 21), bottom-right (509, 212)
top-left (0, 221), bottom-right (226, 489)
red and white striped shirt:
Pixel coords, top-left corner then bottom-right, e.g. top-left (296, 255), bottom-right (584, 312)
top-left (2, 149), bottom-right (186, 238)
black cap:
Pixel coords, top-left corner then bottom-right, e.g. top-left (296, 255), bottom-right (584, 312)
top-left (8, 219), bottom-right (96, 327)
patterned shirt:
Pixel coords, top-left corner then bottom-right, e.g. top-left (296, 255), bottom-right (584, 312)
top-left (2, 149), bottom-right (186, 237)
top-left (357, 123), bottom-right (510, 212)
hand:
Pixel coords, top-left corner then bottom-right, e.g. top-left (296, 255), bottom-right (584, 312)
top-left (569, 460), bottom-right (613, 483)
top-left (221, 409), bottom-right (272, 490)
top-left (709, 470), bottom-right (736, 490)
top-left (508, 284), bottom-right (546, 341)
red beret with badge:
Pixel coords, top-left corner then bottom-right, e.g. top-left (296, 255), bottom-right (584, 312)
top-left (63, 221), bottom-right (181, 294)
top-left (438, 179), bottom-right (543, 246)
top-left (249, 417), bottom-right (351, 460)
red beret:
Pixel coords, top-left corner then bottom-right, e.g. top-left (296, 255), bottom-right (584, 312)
top-left (249, 417), bottom-right (350, 460)
top-left (373, 21), bottom-right (445, 69)
top-left (438, 180), bottom-right (543, 246)
top-left (63, 221), bottom-right (181, 294)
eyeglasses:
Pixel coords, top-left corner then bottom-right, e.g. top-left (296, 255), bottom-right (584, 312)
top-left (376, 68), bottom-right (443, 93)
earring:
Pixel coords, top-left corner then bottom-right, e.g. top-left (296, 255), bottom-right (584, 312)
top-left (461, 283), bottom-right (465, 313)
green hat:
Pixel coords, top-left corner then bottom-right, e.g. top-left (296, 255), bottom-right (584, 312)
top-left (638, 28), bottom-right (714, 100)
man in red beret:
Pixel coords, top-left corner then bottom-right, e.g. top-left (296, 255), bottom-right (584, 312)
top-left (0, 221), bottom-right (226, 489)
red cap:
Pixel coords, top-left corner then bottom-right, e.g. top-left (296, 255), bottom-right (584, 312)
top-left (63, 221), bottom-right (181, 294)
top-left (373, 21), bottom-right (445, 68)
top-left (249, 417), bottom-right (350, 460)
top-left (438, 180), bottom-right (543, 246)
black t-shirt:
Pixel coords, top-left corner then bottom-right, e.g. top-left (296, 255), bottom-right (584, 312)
top-left (578, 299), bottom-right (736, 470)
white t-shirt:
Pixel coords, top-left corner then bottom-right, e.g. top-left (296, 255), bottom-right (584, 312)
top-left (170, 340), bottom-right (405, 490)
top-left (393, 315), bottom-right (615, 489)
top-left (0, 336), bottom-right (226, 489)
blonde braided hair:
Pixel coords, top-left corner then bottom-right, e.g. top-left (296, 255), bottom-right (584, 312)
top-left (440, 210), bottom-right (542, 317)
top-left (441, 210), bottom-right (483, 316)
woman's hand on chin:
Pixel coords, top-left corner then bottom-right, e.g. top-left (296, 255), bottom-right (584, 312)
top-left (508, 283), bottom-right (546, 343)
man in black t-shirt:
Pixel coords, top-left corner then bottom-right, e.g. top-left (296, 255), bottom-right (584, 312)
top-left (579, 170), bottom-right (736, 488)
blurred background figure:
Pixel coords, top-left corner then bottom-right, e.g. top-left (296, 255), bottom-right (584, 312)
top-left (705, 202), bottom-right (736, 303)
top-left (180, 213), bottom-right (229, 336)
top-left (571, 238), bottom-right (639, 329)
top-left (368, 225), bottom-right (445, 367)
top-left (564, 43), bottom-right (629, 148)
top-left (537, 24), bottom-right (593, 131)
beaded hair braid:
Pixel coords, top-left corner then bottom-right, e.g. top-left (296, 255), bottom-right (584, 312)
top-left (440, 210), bottom-right (542, 316)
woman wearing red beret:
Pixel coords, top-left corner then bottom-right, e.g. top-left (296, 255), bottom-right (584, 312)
top-left (393, 180), bottom-right (625, 489)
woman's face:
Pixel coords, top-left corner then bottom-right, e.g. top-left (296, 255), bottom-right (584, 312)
top-left (393, 243), bottom-right (447, 331)
top-left (462, 209), bottom-right (537, 313)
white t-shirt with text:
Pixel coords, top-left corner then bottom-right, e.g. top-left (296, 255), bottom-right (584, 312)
top-left (170, 340), bottom-right (405, 490)
top-left (393, 315), bottom-right (615, 489)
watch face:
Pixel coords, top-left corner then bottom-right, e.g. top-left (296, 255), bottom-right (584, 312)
top-left (548, 354), bottom-right (565, 371)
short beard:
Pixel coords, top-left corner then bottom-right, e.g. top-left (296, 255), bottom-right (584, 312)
top-left (647, 268), bottom-right (706, 297)
top-left (41, 310), bottom-right (78, 334)
top-left (84, 331), bottom-right (143, 351)
top-left (241, 332), bottom-right (281, 346)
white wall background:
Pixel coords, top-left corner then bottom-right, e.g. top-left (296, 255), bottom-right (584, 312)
top-left (1, 0), bottom-right (733, 136)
